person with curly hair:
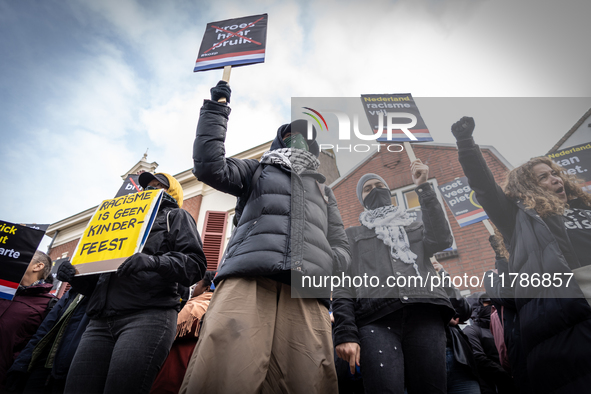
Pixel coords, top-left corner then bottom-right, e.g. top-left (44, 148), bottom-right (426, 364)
top-left (451, 116), bottom-right (591, 394)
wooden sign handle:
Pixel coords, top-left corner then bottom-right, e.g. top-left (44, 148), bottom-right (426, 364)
top-left (218, 66), bottom-right (232, 103)
top-left (403, 141), bottom-right (417, 162)
top-left (483, 219), bottom-right (495, 235)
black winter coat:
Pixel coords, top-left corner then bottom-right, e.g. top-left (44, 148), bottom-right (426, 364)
top-left (457, 137), bottom-right (591, 393)
top-left (8, 289), bottom-right (89, 381)
top-left (485, 258), bottom-right (530, 393)
top-left (332, 183), bottom-right (455, 346)
top-left (70, 199), bottom-right (206, 318)
top-left (192, 99), bottom-right (350, 297)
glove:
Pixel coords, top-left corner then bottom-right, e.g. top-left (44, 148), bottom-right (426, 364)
top-left (57, 260), bottom-right (76, 282)
top-left (210, 80), bottom-right (231, 103)
top-left (451, 116), bottom-right (475, 141)
top-left (117, 253), bottom-right (160, 277)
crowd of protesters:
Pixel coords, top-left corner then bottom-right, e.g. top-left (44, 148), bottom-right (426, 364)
top-left (1, 82), bottom-right (590, 394)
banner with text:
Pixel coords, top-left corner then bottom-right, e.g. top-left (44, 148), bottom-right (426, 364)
top-left (115, 174), bottom-right (143, 198)
top-left (0, 220), bottom-right (46, 300)
top-left (194, 14), bottom-right (268, 72)
top-left (547, 142), bottom-right (591, 193)
top-left (71, 190), bottom-right (163, 275)
top-left (439, 177), bottom-right (488, 227)
top-left (360, 94), bottom-right (433, 142)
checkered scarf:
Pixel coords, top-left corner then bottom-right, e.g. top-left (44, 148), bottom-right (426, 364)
top-left (359, 205), bottom-right (421, 277)
top-left (260, 148), bottom-right (320, 174)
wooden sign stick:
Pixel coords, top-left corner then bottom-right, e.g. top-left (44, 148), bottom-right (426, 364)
top-left (404, 141), bottom-right (417, 162)
top-left (482, 219), bottom-right (495, 235)
top-left (218, 66), bottom-right (232, 103)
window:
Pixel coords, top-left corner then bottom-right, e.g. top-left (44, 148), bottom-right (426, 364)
top-left (202, 211), bottom-right (228, 270)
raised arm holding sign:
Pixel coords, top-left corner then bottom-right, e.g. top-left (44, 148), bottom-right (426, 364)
top-left (194, 13), bottom-right (268, 98)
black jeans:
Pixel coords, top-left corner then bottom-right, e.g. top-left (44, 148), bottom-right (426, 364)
top-left (359, 304), bottom-right (447, 394)
top-left (64, 308), bottom-right (177, 394)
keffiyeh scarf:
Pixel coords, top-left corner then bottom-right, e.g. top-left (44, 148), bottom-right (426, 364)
top-left (359, 205), bottom-right (421, 277)
top-left (260, 148), bottom-right (320, 174)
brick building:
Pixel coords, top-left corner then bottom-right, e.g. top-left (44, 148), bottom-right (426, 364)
top-left (330, 142), bottom-right (512, 293)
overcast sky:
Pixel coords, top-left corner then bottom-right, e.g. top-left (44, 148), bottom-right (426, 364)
top-left (1, 0), bottom-right (590, 242)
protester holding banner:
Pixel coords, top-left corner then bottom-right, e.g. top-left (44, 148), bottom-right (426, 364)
top-left (56, 173), bottom-right (206, 394)
top-left (332, 163), bottom-right (455, 394)
top-left (452, 116), bottom-right (591, 393)
top-left (181, 81), bottom-right (350, 393)
top-left (0, 251), bottom-right (55, 390)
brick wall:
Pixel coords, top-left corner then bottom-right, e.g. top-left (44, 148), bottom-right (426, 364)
top-left (331, 143), bottom-right (509, 292)
top-left (48, 238), bottom-right (80, 261)
top-left (182, 194), bottom-right (203, 223)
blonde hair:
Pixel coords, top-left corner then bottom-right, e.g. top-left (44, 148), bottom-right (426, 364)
top-left (503, 156), bottom-right (591, 217)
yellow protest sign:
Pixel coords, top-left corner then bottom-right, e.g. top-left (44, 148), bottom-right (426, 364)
top-left (71, 189), bottom-right (163, 275)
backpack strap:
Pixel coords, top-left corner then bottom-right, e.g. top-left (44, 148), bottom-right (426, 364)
top-left (233, 164), bottom-right (264, 227)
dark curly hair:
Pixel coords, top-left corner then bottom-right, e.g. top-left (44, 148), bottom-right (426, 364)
top-left (503, 156), bottom-right (591, 217)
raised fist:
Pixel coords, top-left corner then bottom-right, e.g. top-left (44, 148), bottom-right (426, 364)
top-left (210, 80), bottom-right (231, 103)
top-left (451, 116), bottom-right (475, 141)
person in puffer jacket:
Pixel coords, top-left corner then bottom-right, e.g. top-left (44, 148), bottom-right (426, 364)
top-left (180, 81), bottom-right (351, 394)
top-left (57, 172), bottom-right (206, 394)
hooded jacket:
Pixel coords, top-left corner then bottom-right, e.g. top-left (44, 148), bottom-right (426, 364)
top-left (0, 282), bottom-right (55, 385)
top-left (332, 183), bottom-right (455, 346)
top-left (192, 99), bottom-right (350, 297)
top-left (69, 197), bottom-right (206, 319)
top-left (457, 137), bottom-right (591, 393)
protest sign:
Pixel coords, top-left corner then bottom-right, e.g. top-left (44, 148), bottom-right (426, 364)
top-left (439, 177), bottom-right (489, 227)
top-left (194, 14), bottom-right (268, 73)
top-left (548, 142), bottom-right (591, 193)
top-left (0, 220), bottom-right (46, 300)
top-left (21, 223), bottom-right (50, 232)
top-left (70, 189), bottom-right (163, 275)
top-left (360, 94), bottom-right (433, 143)
top-left (115, 174), bottom-right (142, 198)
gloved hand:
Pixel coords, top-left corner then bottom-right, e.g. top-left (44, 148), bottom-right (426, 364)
top-left (210, 80), bottom-right (231, 103)
top-left (57, 260), bottom-right (76, 282)
top-left (451, 116), bottom-right (475, 141)
top-left (117, 253), bottom-right (160, 277)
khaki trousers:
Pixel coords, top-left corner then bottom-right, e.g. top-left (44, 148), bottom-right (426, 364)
top-left (179, 277), bottom-right (338, 394)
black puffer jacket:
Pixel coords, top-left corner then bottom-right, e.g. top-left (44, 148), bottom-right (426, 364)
top-left (332, 183), bottom-right (455, 346)
top-left (192, 100), bottom-right (350, 296)
top-left (457, 137), bottom-right (591, 393)
top-left (70, 199), bottom-right (206, 318)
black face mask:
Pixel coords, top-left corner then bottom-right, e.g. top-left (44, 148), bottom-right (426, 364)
top-left (363, 187), bottom-right (392, 210)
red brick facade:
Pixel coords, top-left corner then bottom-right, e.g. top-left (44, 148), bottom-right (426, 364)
top-left (182, 194), bottom-right (203, 223)
top-left (331, 144), bottom-right (509, 292)
top-left (48, 238), bottom-right (80, 262)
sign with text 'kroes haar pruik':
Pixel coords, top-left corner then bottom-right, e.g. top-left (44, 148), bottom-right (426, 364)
top-left (194, 14), bottom-right (268, 72)
top-left (71, 189), bottom-right (163, 275)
